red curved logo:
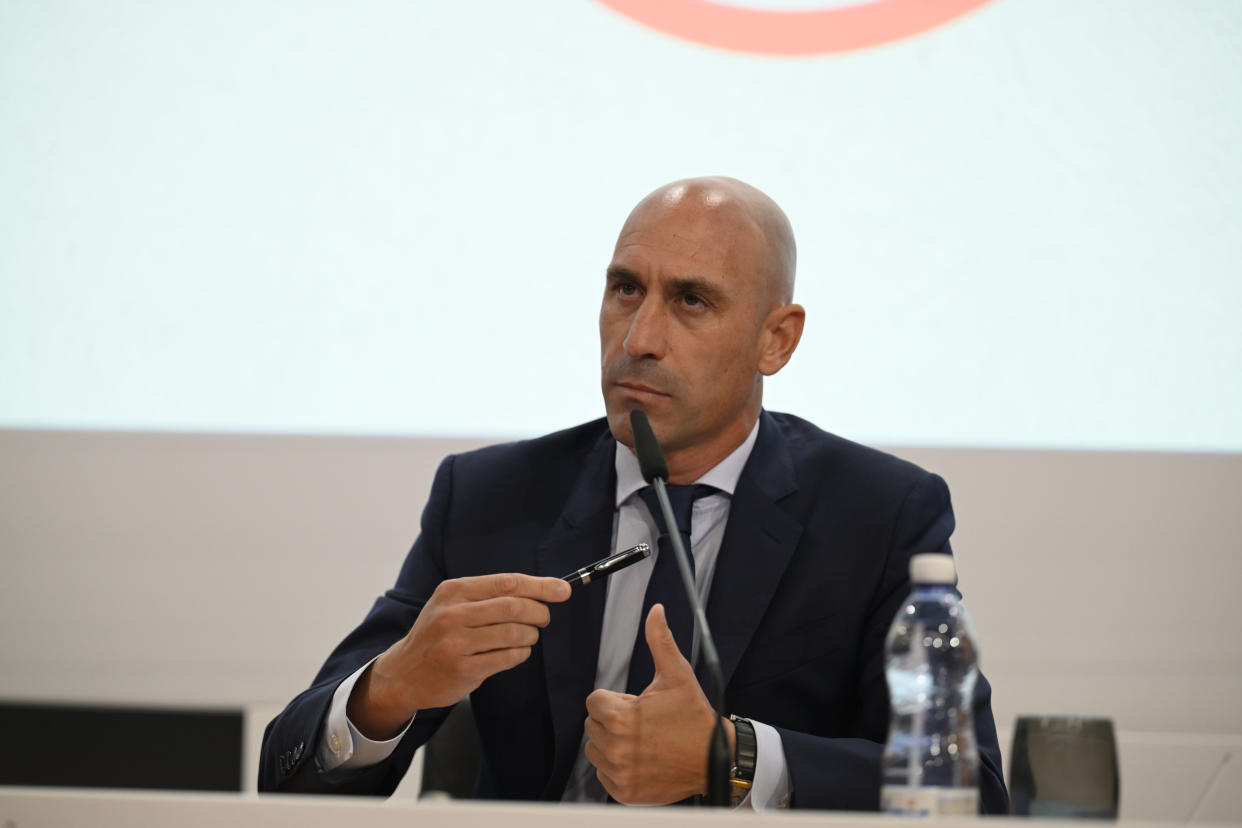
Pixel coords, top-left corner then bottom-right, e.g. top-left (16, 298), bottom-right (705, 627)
top-left (595, 0), bottom-right (996, 56)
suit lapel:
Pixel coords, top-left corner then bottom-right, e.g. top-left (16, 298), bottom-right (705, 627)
top-left (706, 411), bottom-right (803, 688)
top-left (536, 430), bottom-right (616, 799)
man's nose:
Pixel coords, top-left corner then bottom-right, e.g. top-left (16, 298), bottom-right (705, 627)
top-left (623, 297), bottom-right (668, 360)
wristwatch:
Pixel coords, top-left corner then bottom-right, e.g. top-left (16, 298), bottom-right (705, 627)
top-left (728, 714), bottom-right (757, 806)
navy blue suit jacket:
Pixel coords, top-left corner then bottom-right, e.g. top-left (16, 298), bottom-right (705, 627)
top-left (260, 412), bottom-right (1008, 811)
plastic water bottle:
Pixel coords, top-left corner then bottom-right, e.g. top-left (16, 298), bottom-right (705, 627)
top-left (881, 553), bottom-right (980, 816)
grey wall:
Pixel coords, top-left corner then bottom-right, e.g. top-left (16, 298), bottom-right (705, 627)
top-left (1, 429), bottom-right (1239, 817)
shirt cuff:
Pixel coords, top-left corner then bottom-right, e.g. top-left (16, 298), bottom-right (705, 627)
top-left (317, 658), bottom-right (414, 772)
top-left (739, 720), bottom-right (792, 811)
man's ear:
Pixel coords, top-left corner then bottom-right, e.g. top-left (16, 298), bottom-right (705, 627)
top-left (757, 304), bottom-right (805, 377)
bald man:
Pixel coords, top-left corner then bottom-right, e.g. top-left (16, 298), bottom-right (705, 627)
top-left (259, 177), bottom-right (1009, 812)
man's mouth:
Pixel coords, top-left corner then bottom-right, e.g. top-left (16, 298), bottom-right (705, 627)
top-left (615, 381), bottom-right (670, 398)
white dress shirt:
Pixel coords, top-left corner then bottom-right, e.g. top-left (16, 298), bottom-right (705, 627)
top-left (319, 422), bottom-right (792, 809)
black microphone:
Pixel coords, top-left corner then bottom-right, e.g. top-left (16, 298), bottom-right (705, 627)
top-left (628, 409), bottom-right (732, 808)
top-left (630, 411), bottom-right (669, 481)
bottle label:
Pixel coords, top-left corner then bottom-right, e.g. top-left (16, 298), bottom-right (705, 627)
top-left (881, 786), bottom-right (979, 817)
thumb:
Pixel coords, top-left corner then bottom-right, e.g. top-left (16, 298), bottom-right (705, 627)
top-left (645, 603), bottom-right (695, 684)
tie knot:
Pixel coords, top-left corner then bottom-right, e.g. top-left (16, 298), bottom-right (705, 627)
top-left (638, 484), bottom-right (715, 538)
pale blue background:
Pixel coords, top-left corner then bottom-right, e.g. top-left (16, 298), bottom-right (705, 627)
top-left (2, 0), bottom-right (1239, 450)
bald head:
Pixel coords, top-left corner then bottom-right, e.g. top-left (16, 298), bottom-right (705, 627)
top-left (600, 175), bottom-right (806, 479)
top-left (620, 176), bottom-right (797, 310)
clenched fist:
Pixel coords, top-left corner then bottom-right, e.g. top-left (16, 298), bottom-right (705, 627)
top-left (583, 603), bottom-right (734, 804)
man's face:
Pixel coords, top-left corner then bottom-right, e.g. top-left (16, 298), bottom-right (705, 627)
top-left (600, 192), bottom-right (772, 461)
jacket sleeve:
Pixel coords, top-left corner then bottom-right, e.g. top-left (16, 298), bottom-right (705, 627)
top-left (257, 455), bottom-right (460, 795)
top-left (776, 472), bottom-right (1009, 813)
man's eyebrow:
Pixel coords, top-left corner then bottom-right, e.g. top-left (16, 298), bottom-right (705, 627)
top-left (606, 266), bottom-right (725, 300)
top-left (605, 265), bottom-right (639, 282)
top-left (667, 276), bottom-right (724, 301)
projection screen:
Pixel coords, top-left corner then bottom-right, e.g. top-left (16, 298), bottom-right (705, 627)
top-left (2, 0), bottom-right (1239, 451)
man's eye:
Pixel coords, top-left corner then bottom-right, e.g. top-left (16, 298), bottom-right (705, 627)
top-left (682, 293), bottom-right (706, 308)
top-left (616, 282), bottom-right (639, 297)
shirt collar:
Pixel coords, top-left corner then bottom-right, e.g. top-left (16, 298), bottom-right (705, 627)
top-left (614, 418), bottom-right (761, 508)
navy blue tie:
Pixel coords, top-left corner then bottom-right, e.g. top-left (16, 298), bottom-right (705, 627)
top-left (626, 484), bottom-right (715, 694)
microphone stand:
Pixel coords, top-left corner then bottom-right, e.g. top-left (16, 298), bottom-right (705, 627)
top-left (648, 475), bottom-right (732, 807)
top-left (630, 410), bottom-right (731, 807)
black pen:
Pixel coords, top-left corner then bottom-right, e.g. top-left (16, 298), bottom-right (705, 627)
top-left (562, 543), bottom-right (652, 588)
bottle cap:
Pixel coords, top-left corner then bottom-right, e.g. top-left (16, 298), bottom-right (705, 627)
top-left (909, 553), bottom-right (957, 585)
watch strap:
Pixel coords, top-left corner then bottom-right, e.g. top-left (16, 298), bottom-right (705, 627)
top-left (728, 714), bottom-right (757, 806)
